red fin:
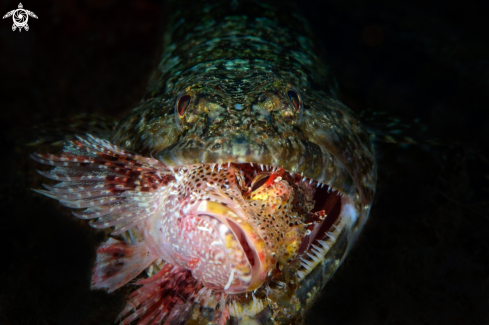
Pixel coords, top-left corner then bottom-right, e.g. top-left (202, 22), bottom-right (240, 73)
top-left (31, 134), bottom-right (174, 235)
top-left (91, 238), bottom-right (156, 293)
top-left (117, 264), bottom-right (206, 325)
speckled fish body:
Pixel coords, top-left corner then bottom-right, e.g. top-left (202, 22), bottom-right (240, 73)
top-left (33, 0), bottom-right (376, 324)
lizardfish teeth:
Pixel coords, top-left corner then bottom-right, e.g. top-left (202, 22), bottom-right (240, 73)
top-left (302, 177), bottom-right (307, 182)
top-left (250, 162), bottom-right (253, 167)
top-left (326, 232), bottom-right (336, 241)
top-left (260, 164), bottom-right (263, 171)
top-left (317, 240), bottom-right (330, 250)
top-left (309, 179), bottom-right (313, 185)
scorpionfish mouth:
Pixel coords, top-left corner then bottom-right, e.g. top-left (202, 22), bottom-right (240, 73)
top-left (145, 161), bottom-right (350, 294)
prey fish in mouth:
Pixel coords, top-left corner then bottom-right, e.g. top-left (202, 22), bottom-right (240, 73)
top-left (32, 0), bottom-right (376, 324)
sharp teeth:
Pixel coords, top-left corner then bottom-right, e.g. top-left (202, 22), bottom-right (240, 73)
top-left (326, 232), bottom-right (336, 241)
top-left (321, 183), bottom-right (325, 188)
top-left (218, 164), bottom-right (222, 172)
top-left (307, 252), bottom-right (321, 264)
top-left (300, 257), bottom-right (315, 269)
top-left (250, 162), bottom-right (253, 167)
top-left (290, 172), bottom-right (294, 176)
top-left (309, 179), bottom-right (313, 185)
top-left (317, 182), bottom-right (321, 188)
top-left (210, 164), bottom-right (216, 172)
top-left (302, 177), bottom-right (307, 182)
top-left (260, 164), bottom-right (263, 171)
top-left (311, 244), bottom-right (325, 257)
top-left (317, 240), bottom-right (330, 250)
top-left (228, 162), bottom-right (231, 168)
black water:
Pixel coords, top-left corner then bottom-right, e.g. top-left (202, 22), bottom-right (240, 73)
top-left (1, 0), bottom-right (488, 324)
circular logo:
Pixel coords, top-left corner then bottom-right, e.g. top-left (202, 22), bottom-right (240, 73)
top-left (13, 9), bottom-right (28, 28)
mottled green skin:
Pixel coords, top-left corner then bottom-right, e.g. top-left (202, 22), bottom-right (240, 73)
top-left (112, 0), bottom-right (376, 323)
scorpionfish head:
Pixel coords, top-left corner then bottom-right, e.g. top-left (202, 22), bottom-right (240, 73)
top-left (144, 163), bottom-right (311, 294)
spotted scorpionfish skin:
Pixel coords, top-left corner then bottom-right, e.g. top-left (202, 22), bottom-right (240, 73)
top-left (33, 0), bottom-right (376, 324)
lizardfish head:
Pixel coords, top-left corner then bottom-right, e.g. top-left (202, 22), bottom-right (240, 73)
top-left (113, 78), bottom-right (377, 296)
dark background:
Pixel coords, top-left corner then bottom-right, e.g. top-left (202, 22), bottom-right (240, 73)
top-left (0, 0), bottom-right (488, 324)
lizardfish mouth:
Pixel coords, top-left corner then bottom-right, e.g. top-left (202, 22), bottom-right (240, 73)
top-left (157, 132), bottom-right (357, 199)
top-left (154, 129), bottom-right (364, 286)
top-left (31, 134), bottom-right (364, 298)
top-left (174, 159), bottom-right (361, 290)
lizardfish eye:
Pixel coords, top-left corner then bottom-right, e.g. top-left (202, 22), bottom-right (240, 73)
top-left (287, 89), bottom-right (302, 112)
top-left (176, 94), bottom-right (191, 118)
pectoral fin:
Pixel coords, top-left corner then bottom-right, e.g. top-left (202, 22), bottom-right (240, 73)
top-left (91, 238), bottom-right (156, 293)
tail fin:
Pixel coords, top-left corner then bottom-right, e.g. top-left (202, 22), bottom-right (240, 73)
top-left (91, 238), bottom-right (156, 293)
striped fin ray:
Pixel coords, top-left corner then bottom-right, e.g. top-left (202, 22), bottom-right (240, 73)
top-left (42, 182), bottom-right (124, 193)
top-left (36, 167), bottom-right (118, 182)
top-left (36, 189), bottom-right (114, 201)
top-left (72, 202), bottom-right (144, 219)
top-left (32, 135), bottom-right (175, 234)
top-left (90, 209), bottom-right (153, 229)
